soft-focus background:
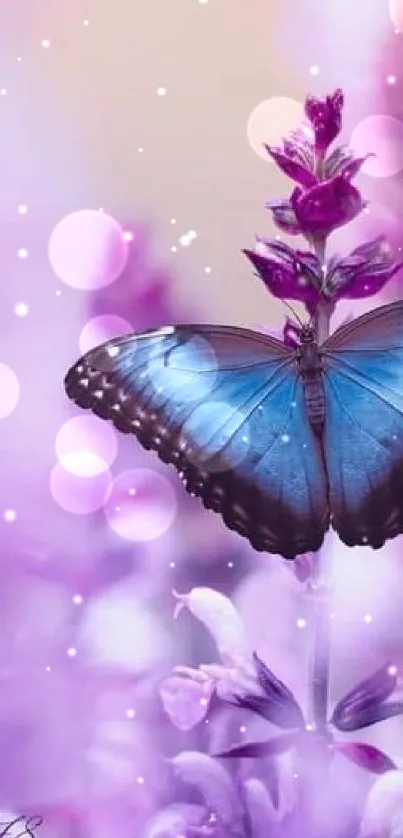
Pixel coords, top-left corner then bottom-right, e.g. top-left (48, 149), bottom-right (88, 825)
top-left (1, 1), bottom-right (403, 835)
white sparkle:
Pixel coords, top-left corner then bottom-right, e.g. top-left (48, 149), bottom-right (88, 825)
top-left (310, 65), bottom-right (320, 75)
top-left (41, 39), bottom-right (51, 48)
top-left (56, 290), bottom-right (61, 296)
top-left (275, 234), bottom-right (281, 240)
top-left (0, 89), bottom-right (7, 96)
top-left (364, 614), bottom-right (372, 624)
top-left (128, 488), bottom-right (136, 496)
top-left (17, 57), bottom-right (22, 63)
top-left (138, 147), bottom-right (144, 153)
top-left (297, 618), bottom-right (306, 629)
top-left (157, 87), bottom-right (166, 96)
top-left (200, 697), bottom-right (209, 707)
top-left (242, 435), bottom-right (248, 443)
top-left (123, 231), bottom-right (134, 242)
top-left (18, 204), bottom-right (28, 214)
top-left (67, 647), bottom-right (77, 657)
top-left (171, 218), bottom-right (177, 225)
top-left (171, 245), bottom-right (177, 252)
top-left (46, 666), bottom-right (51, 672)
top-left (205, 266), bottom-right (211, 274)
top-left (107, 346), bottom-right (119, 357)
top-left (388, 665), bottom-right (397, 676)
top-left (17, 248), bottom-right (28, 259)
top-left (239, 725), bottom-right (247, 733)
top-left (198, 0), bottom-right (209, 4)
top-left (179, 234), bottom-right (191, 247)
top-left (387, 75), bottom-right (397, 85)
top-left (14, 302), bottom-right (29, 317)
top-left (363, 206), bottom-right (370, 214)
top-left (4, 509), bottom-right (16, 522)
top-left (137, 776), bottom-right (145, 784)
top-left (126, 708), bottom-right (136, 719)
top-left (83, 19), bottom-right (90, 26)
top-left (281, 433), bottom-right (290, 443)
top-left (73, 594), bottom-right (83, 605)
top-left (306, 723), bottom-right (313, 731)
top-left (188, 230), bottom-right (197, 240)
top-left (227, 561), bottom-right (234, 568)
top-left (169, 561), bottom-right (176, 568)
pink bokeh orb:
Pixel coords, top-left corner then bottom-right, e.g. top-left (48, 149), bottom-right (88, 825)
top-left (50, 463), bottom-right (112, 514)
top-left (0, 362), bottom-right (20, 419)
top-left (79, 314), bottom-right (133, 355)
top-left (350, 115), bottom-right (403, 178)
top-left (55, 415), bottom-right (118, 477)
top-left (48, 210), bottom-right (129, 290)
top-left (104, 469), bottom-right (177, 542)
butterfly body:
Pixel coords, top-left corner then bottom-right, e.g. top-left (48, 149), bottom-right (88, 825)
top-left (64, 301), bottom-right (403, 559)
top-left (296, 326), bottom-right (325, 432)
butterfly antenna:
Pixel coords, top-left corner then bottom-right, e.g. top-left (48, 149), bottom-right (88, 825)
top-left (280, 299), bottom-right (305, 327)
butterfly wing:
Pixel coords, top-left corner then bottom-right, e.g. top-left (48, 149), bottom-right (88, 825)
top-left (64, 324), bottom-right (329, 558)
top-left (322, 300), bottom-right (403, 548)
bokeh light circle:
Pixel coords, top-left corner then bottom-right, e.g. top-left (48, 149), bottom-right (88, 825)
top-left (350, 115), bottom-right (403, 178)
top-left (0, 363), bottom-right (20, 419)
top-left (50, 463), bottom-right (112, 514)
top-left (104, 468), bottom-right (177, 542)
top-left (55, 415), bottom-right (118, 477)
top-left (79, 314), bottom-right (133, 354)
top-left (389, 0), bottom-right (403, 30)
top-left (247, 97), bottom-right (304, 161)
top-left (48, 210), bottom-right (129, 290)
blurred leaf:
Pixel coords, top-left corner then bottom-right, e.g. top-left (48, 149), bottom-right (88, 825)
top-left (333, 700), bottom-right (403, 732)
top-left (215, 732), bottom-right (299, 760)
top-left (331, 663), bottom-right (397, 731)
top-left (252, 653), bottom-right (305, 728)
top-left (334, 741), bottom-right (397, 774)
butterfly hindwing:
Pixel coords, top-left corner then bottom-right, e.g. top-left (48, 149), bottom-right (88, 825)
top-left (322, 301), bottom-right (403, 548)
top-left (64, 324), bottom-right (329, 558)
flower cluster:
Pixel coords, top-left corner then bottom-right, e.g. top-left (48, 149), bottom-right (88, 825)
top-left (244, 89), bottom-right (401, 326)
top-left (156, 587), bottom-right (403, 837)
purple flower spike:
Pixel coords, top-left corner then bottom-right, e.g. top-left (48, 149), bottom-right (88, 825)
top-left (243, 239), bottom-right (321, 312)
top-left (304, 88), bottom-right (344, 153)
top-left (325, 237), bottom-right (403, 300)
top-left (290, 175), bottom-right (365, 239)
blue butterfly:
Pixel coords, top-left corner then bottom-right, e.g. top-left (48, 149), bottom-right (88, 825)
top-left (64, 301), bottom-right (403, 559)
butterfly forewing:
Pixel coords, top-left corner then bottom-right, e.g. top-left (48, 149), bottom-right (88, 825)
top-left (322, 300), bottom-right (403, 548)
top-left (64, 324), bottom-right (329, 558)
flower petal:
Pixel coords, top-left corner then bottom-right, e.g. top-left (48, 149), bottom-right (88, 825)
top-left (172, 587), bottom-right (252, 669)
top-left (243, 777), bottom-right (280, 835)
top-left (326, 237), bottom-right (403, 299)
top-left (264, 145), bottom-right (317, 188)
top-left (142, 804), bottom-right (206, 838)
top-left (283, 129), bottom-right (314, 171)
top-left (265, 200), bottom-right (302, 236)
top-left (291, 176), bottom-right (364, 238)
top-left (360, 771), bottom-right (403, 838)
top-left (169, 751), bottom-right (241, 825)
top-left (334, 741), bottom-right (397, 775)
top-left (160, 675), bottom-right (213, 731)
top-left (215, 732), bottom-right (299, 760)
